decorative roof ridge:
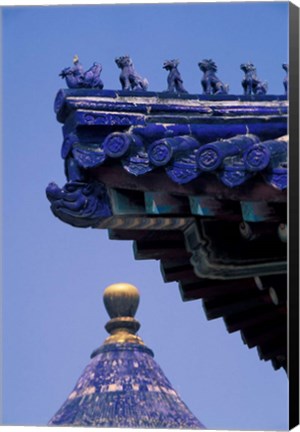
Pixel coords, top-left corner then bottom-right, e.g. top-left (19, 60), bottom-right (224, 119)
top-left (56, 87), bottom-right (288, 104)
top-left (47, 83), bottom-right (288, 230)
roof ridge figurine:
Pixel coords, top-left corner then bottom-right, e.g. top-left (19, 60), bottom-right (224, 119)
top-left (58, 56), bottom-right (288, 95)
top-left (48, 282), bottom-right (205, 428)
top-left (60, 55), bottom-right (104, 89)
top-left (240, 62), bottom-right (268, 95)
top-left (115, 55), bottom-right (149, 91)
top-left (163, 59), bottom-right (188, 94)
top-left (198, 59), bottom-right (229, 95)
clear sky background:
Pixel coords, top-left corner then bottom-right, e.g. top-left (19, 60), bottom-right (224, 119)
top-left (2, 2), bottom-right (290, 430)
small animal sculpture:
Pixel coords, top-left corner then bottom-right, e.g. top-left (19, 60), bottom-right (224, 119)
top-left (115, 55), bottom-right (148, 91)
top-left (82, 62), bottom-right (104, 89)
top-left (240, 63), bottom-right (267, 95)
top-left (282, 63), bottom-right (288, 94)
top-left (60, 55), bottom-right (104, 89)
top-left (59, 55), bottom-right (84, 88)
top-left (163, 59), bottom-right (188, 94)
top-left (198, 59), bottom-right (229, 95)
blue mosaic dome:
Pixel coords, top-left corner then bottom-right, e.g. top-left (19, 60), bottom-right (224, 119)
top-left (49, 283), bottom-right (204, 428)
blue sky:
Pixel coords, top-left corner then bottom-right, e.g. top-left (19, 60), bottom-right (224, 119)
top-left (2, 2), bottom-right (289, 430)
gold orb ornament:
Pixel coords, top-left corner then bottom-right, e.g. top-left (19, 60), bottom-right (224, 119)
top-left (103, 282), bottom-right (140, 318)
top-left (102, 283), bottom-right (144, 346)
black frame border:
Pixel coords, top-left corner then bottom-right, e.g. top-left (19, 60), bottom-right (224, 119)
top-left (288, 1), bottom-right (300, 429)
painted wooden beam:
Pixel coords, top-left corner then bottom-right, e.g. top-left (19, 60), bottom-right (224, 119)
top-left (108, 188), bottom-right (146, 215)
top-left (160, 258), bottom-right (195, 283)
top-left (203, 291), bottom-right (272, 320)
top-left (240, 201), bottom-right (286, 222)
top-left (133, 240), bottom-right (190, 260)
top-left (240, 317), bottom-right (286, 348)
top-left (96, 215), bottom-right (193, 231)
top-left (224, 304), bottom-right (286, 333)
top-left (144, 192), bottom-right (190, 215)
top-left (185, 220), bottom-right (287, 279)
top-left (189, 196), bottom-right (242, 220)
top-left (91, 165), bottom-right (287, 202)
top-left (109, 228), bottom-right (187, 242)
top-left (179, 277), bottom-right (258, 302)
top-left (257, 337), bottom-right (287, 361)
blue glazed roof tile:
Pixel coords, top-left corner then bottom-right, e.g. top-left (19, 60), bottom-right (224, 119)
top-left (54, 89), bottom-right (288, 190)
top-left (49, 344), bottom-right (204, 428)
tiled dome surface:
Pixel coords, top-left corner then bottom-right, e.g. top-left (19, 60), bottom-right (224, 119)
top-left (49, 344), bottom-right (204, 428)
top-left (49, 284), bottom-right (204, 428)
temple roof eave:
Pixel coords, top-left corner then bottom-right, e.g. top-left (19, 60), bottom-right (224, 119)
top-left (47, 88), bottom-right (288, 371)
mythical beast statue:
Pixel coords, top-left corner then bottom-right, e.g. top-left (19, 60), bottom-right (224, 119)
top-left (115, 55), bottom-right (149, 91)
top-left (240, 63), bottom-right (267, 95)
top-left (198, 59), bottom-right (229, 95)
top-left (163, 59), bottom-right (188, 94)
top-left (60, 55), bottom-right (104, 89)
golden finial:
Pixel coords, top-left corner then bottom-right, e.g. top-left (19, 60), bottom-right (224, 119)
top-left (73, 54), bottom-right (79, 64)
top-left (102, 283), bottom-right (144, 346)
top-left (104, 282), bottom-right (139, 318)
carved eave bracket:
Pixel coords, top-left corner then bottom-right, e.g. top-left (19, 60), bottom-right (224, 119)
top-left (46, 181), bottom-right (112, 228)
